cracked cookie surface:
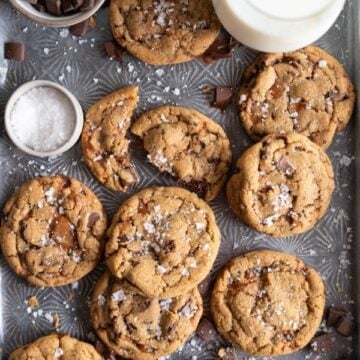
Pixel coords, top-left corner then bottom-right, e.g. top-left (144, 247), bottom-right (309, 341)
top-left (131, 106), bottom-right (232, 201)
top-left (105, 186), bottom-right (220, 298)
top-left (109, 0), bottom-right (221, 65)
top-left (82, 86), bottom-right (139, 192)
top-left (226, 133), bottom-right (334, 237)
top-left (9, 334), bottom-right (102, 360)
top-left (91, 271), bottom-right (202, 360)
top-left (210, 250), bottom-right (325, 356)
top-left (238, 46), bottom-right (355, 149)
top-left (0, 176), bottom-right (107, 287)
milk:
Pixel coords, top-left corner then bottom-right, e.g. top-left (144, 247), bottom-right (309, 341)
top-left (212, 0), bottom-right (346, 52)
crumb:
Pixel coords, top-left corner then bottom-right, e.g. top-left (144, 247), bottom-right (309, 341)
top-left (28, 295), bottom-right (39, 309)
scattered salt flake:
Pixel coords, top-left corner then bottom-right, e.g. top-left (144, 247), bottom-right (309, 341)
top-left (172, 88), bottom-right (180, 96)
top-left (45, 187), bottom-right (56, 203)
top-left (58, 74), bottom-right (65, 82)
top-left (144, 222), bottom-right (155, 234)
top-left (239, 94), bottom-right (247, 103)
top-left (157, 265), bottom-right (167, 274)
top-left (195, 222), bottom-right (205, 231)
top-left (155, 69), bottom-right (164, 76)
top-left (127, 63), bottom-right (134, 72)
top-left (23, 27), bottom-right (28, 33)
top-left (54, 347), bottom-right (64, 358)
top-left (43, 48), bottom-right (49, 55)
top-left (181, 268), bottom-right (190, 276)
top-left (340, 154), bottom-right (352, 167)
top-left (59, 28), bottom-right (69, 38)
top-left (160, 298), bottom-right (172, 311)
top-left (111, 289), bottom-right (126, 302)
top-left (93, 78), bottom-right (99, 84)
top-left (200, 243), bottom-right (210, 251)
top-left (45, 312), bottom-right (53, 323)
top-left (318, 59), bottom-right (328, 68)
top-left (71, 281), bottom-right (79, 289)
top-left (97, 295), bottom-right (106, 305)
top-left (65, 65), bottom-right (72, 73)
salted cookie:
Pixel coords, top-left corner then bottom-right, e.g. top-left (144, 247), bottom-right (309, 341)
top-left (226, 134), bottom-right (334, 237)
top-left (91, 271), bottom-right (202, 360)
top-left (109, 0), bottom-right (221, 65)
top-left (0, 176), bottom-right (107, 287)
top-left (82, 86), bottom-right (139, 192)
top-left (105, 186), bottom-right (220, 298)
top-left (211, 250), bottom-right (325, 356)
top-left (131, 106), bottom-right (232, 201)
top-left (238, 45), bottom-right (355, 149)
top-left (9, 334), bottom-right (102, 360)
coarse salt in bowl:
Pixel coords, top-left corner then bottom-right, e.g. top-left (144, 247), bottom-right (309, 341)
top-left (5, 80), bottom-right (83, 157)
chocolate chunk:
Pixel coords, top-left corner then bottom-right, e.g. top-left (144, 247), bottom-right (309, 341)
top-left (4, 42), bottom-right (25, 62)
top-left (310, 334), bottom-right (333, 354)
top-left (218, 347), bottom-right (238, 360)
top-left (104, 40), bottom-right (126, 61)
top-left (212, 87), bottom-right (234, 111)
top-left (326, 307), bottom-right (347, 327)
top-left (87, 213), bottom-right (100, 228)
top-left (185, 180), bottom-right (209, 199)
top-left (33, 0), bottom-right (46, 11)
top-left (198, 275), bottom-right (211, 296)
top-left (61, 0), bottom-right (74, 13)
top-left (45, 0), bottom-right (62, 15)
top-left (196, 318), bottom-right (217, 341)
top-left (80, 0), bottom-right (94, 11)
top-left (95, 341), bottom-right (117, 360)
top-left (336, 317), bottom-right (355, 337)
top-left (69, 19), bottom-right (89, 37)
top-left (201, 32), bottom-right (239, 64)
top-left (71, 0), bottom-right (84, 9)
top-left (277, 156), bottom-right (295, 176)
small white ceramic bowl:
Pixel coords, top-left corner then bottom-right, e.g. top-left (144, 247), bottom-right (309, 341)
top-left (10, 0), bottom-right (105, 28)
top-left (5, 80), bottom-right (84, 158)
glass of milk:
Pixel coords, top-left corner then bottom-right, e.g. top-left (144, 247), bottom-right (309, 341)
top-left (212, 0), bottom-right (346, 52)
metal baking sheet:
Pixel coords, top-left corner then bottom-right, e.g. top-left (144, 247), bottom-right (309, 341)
top-left (0, 0), bottom-right (358, 358)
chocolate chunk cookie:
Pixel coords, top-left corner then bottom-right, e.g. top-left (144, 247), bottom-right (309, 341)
top-left (0, 176), bottom-right (107, 287)
top-left (211, 250), bottom-right (325, 356)
top-left (9, 334), bottom-right (102, 360)
top-left (131, 106), bottom-right (232, 201)
top-left (91, 271), bottom-right (202, 360)
top-left (82, 86), bottom-right (139, 192)
top-left (238, 46), bottom-right (355, 149)
top-left (109, 0), bottom-right (221, 65)
top-left (226, 134), bottom-right (334, 237)
top-left (105, 186), bottom-right (220, 298)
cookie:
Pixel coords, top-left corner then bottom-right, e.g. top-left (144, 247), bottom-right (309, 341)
top-left (0, 175), bottom-right (107, 287)
top-left (131, 106), bottom-right (232, 201)
top-left (226, 133), bottom-right (334, 237)
top-left (9, 334), bottom-right (102, 360)
top-left (238, 46), bottom-right (355, 149)
top-left (109, 0), bottom-right (221, 65)
top-left (91, 271), bottom-right (202, 360)
top-left (105, 186), bottom-right (220, 298)
top-left (82, 86), bottom-right (139, 192)
top-left (210, 250), bottom-right (325, 356)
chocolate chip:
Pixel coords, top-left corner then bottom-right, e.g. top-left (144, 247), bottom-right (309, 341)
top-left (4, 42), bottom-right (25, 62)
top-left (196, 317), bottom-right (217, 341)
top-left (61, 0), bottom-right (74, 13)
top-left (104, 40), bottom-right (126, 61)
top-left (270, 79), bottom-right (285, 99)
top-left (69, 19), bottom-right (89, 37)
top-left (80, 0), bottom-right (94, 11)
top-left (201, 32), bottom-right (239, 64)
top-left (218, 347), bottom-right (238, 360)
top-left (33, 2), bottom-right (46, 11)
top-left (310, 334), bottom-right (333, 354)
top-left (326, 307), bottom-right (347, 327)
top-left (87, 213), bottom-right (100, 228)
top-left (336, 317), bottom-right (355, 337)
top-left (45, 0), bottom-right (62, 15)
top-left (212, 87), bottom-right (234, 111)
top-left (198, 275), bottom-right (211, 297)
top-left (277, 156), bottom-right (295, 176)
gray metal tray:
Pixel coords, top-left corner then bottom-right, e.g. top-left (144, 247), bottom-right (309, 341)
top-left (0, 0), bottom-right (358, 358)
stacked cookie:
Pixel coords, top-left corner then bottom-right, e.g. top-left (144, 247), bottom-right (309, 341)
top-left (91, 186), bottom-right (221, 359)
